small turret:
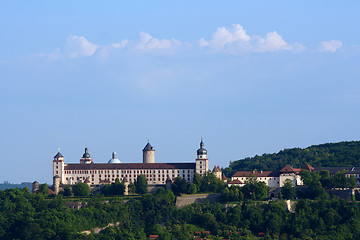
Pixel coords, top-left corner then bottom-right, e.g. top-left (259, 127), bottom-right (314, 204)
top-left (32, 181), bottom-right (39, 193)
top-left (80, 147), bottom-right (93, 164)
top-left (143, 142), bottom-right (155, 163)
top-left (123, 177), bottom-right (129, 195)
top-left (53, 175), bottom-right (61, 195)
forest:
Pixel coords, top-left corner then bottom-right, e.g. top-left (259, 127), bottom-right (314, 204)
top-left (223, 141), bottom-right (360, 177)
top-left (1, 186), bottom-right (360, 240)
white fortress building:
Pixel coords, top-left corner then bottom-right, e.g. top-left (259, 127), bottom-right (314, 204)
top-left (53, 139), bottom-right (210, 187)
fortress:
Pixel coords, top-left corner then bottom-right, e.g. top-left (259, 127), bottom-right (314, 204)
top-left (52, 139), bottom-right (219, 193)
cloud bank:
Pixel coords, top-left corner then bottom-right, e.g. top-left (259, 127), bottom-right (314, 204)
top-left (135, 32), bottom-right (182, 53)
top-left (319, 40), bottom-right (343, 53)
top-left (24, 25), bottom-right (347, 61)
top-left (199, 24), bottom-right (298, 53)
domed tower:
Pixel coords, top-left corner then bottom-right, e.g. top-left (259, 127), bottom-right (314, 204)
top-left (196, 137), bottom-right (209, 177)
top-left (80, 147), bottom-right (93, 164)
top-left (53, 148), bottom-right (65, 184)
top-left (143, 142), bottom-right (155, 163)
top-left (108, 152), bottom-right (121, 164)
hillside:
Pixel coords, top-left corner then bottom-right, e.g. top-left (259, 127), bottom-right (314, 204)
top-left (223, 141), bottom-right (360, 177)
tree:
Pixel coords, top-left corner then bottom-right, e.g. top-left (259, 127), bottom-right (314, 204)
top-left (134, 175), bottom-right (148, 194)
top-left (72, 182), bottom-right (90, 197)
top-left (63, 185), bottom-right (72, 197)
top-left (187, 183), bottom-right (197, 194)
top-left (128, 182), bottom-right (136, 194)
top-left (111, 178), bottom-right (125, 195)
top-left (281, 179), bottom-right (295, 200)
top-left (38, 184), bottom-right (49, 195)
top-left (172, 177), bottom-right (189, 196)
top-left (242, 177), bottom-right (268, 200)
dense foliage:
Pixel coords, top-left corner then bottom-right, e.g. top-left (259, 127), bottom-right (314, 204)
top-left (100, 179), bottom-right (125, 196)
top-left (221, 177), bottom-right (268, 202)
top-left (1, 187), bottom-right (360, 239)
top-left (223, 141), bottom-right (360, 177)
top-left (134, 175), bottom-right (148, 194)
top-left (171, 173), bottom-right (225, 196)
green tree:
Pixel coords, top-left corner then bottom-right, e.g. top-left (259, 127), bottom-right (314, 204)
top-left (281, 179), bottom-right (295, 200)
top-left (172, 177), bottom-right (189, 196)
top-left (38, 183), bottom-right (49, 195)
top-left (63, 185), bottom-right (72, 197)
top-left (135, 175), bottom-right (148, 194)
top-left (111, 178), bottom-right (125, 195)
top-left (72, 182), bottom-right (90, 197)
top-left (242, 177), bottom-right (268, 200)
top-left (187, 183), bottom-right (197, 194)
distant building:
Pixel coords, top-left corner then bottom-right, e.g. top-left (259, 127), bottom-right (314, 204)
top-left (52, 139), bottom-right (211, 188)
top-left (229, 164), bottom-right (312, 188)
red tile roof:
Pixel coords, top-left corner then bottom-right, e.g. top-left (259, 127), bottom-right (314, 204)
top-left (232, 171), bottom-right (279, 177)
top-left (65, 162), bottom-right (195, 170)
top-left (228, 179), bottom-right (244, 185)
top-left (303, 164), bottom-right (314, 172)
top-left (280, 164), bottom-right (296, 173)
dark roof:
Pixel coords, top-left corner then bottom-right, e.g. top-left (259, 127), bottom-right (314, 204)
top-left (197, 138), bottom-right (207, 155)
top-left (54, 152), bottom-right (63, 158)
top-left (64, 162), bottom-right (196, 170)
top-left (143, 142), bottom-right (155, 151)
top-left (232, 171), bottom-right (279, 177)
top-left (82, 148), bottom-right (91, 158)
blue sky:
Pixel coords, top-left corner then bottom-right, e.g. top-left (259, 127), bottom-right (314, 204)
top-left (1, 1), bottom-right (360, 183)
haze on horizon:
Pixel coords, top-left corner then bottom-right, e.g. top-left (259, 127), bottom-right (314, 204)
top-left (1, 1), bottom-right (359, 184)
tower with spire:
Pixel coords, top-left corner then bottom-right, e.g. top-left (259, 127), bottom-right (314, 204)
top-left (143, 141), bottom-right (155, 163)
top-left (196, 137), bottom-right (209, 177)
top-left (53, 148), bottom-right (65, 183)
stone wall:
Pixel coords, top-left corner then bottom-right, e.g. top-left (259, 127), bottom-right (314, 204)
top-left (175, 193), bottom-right (221, 208)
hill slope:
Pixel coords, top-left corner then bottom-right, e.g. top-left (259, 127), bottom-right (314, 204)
top-left (223, 141), bottom-right (360, 177)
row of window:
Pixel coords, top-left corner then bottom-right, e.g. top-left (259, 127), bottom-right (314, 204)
top-left (64, 169), bottom-right (193, 175)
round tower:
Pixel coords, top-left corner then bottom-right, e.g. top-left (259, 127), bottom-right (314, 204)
top-left (53, 175), bottom-right (61, 195)
top-left (142, 142), bottom-right (155, 163)
top-left (123, 177), bottom-right (129, 195)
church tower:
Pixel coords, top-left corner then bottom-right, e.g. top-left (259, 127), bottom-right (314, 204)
top-left (196, 137), bottom-right (209, 177)
top-left (53, 149), bottom-right (65, 184)
top-left (143, 142), bottom-right (155, 163)
top-left (80, 147), bottom-right (93, 164)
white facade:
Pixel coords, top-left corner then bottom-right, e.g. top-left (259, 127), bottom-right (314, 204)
top-left (53, 140), bottom-right (209, 186)
top-left (62, 167), bottom-right (196, 185)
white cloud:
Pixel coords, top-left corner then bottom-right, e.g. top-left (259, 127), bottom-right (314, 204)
top-left (65, 35), bottom-right (99, 58)
top-left (112, 40), bottom-right (128, 49)
top-left (136, 32), bottom-right (181, 52)
top-left (319, 40), bottom-right (343, 53)
top-left (97, 40), bottom-right (128, 59)
top-left (200, 24), bottom-right (294, 53)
